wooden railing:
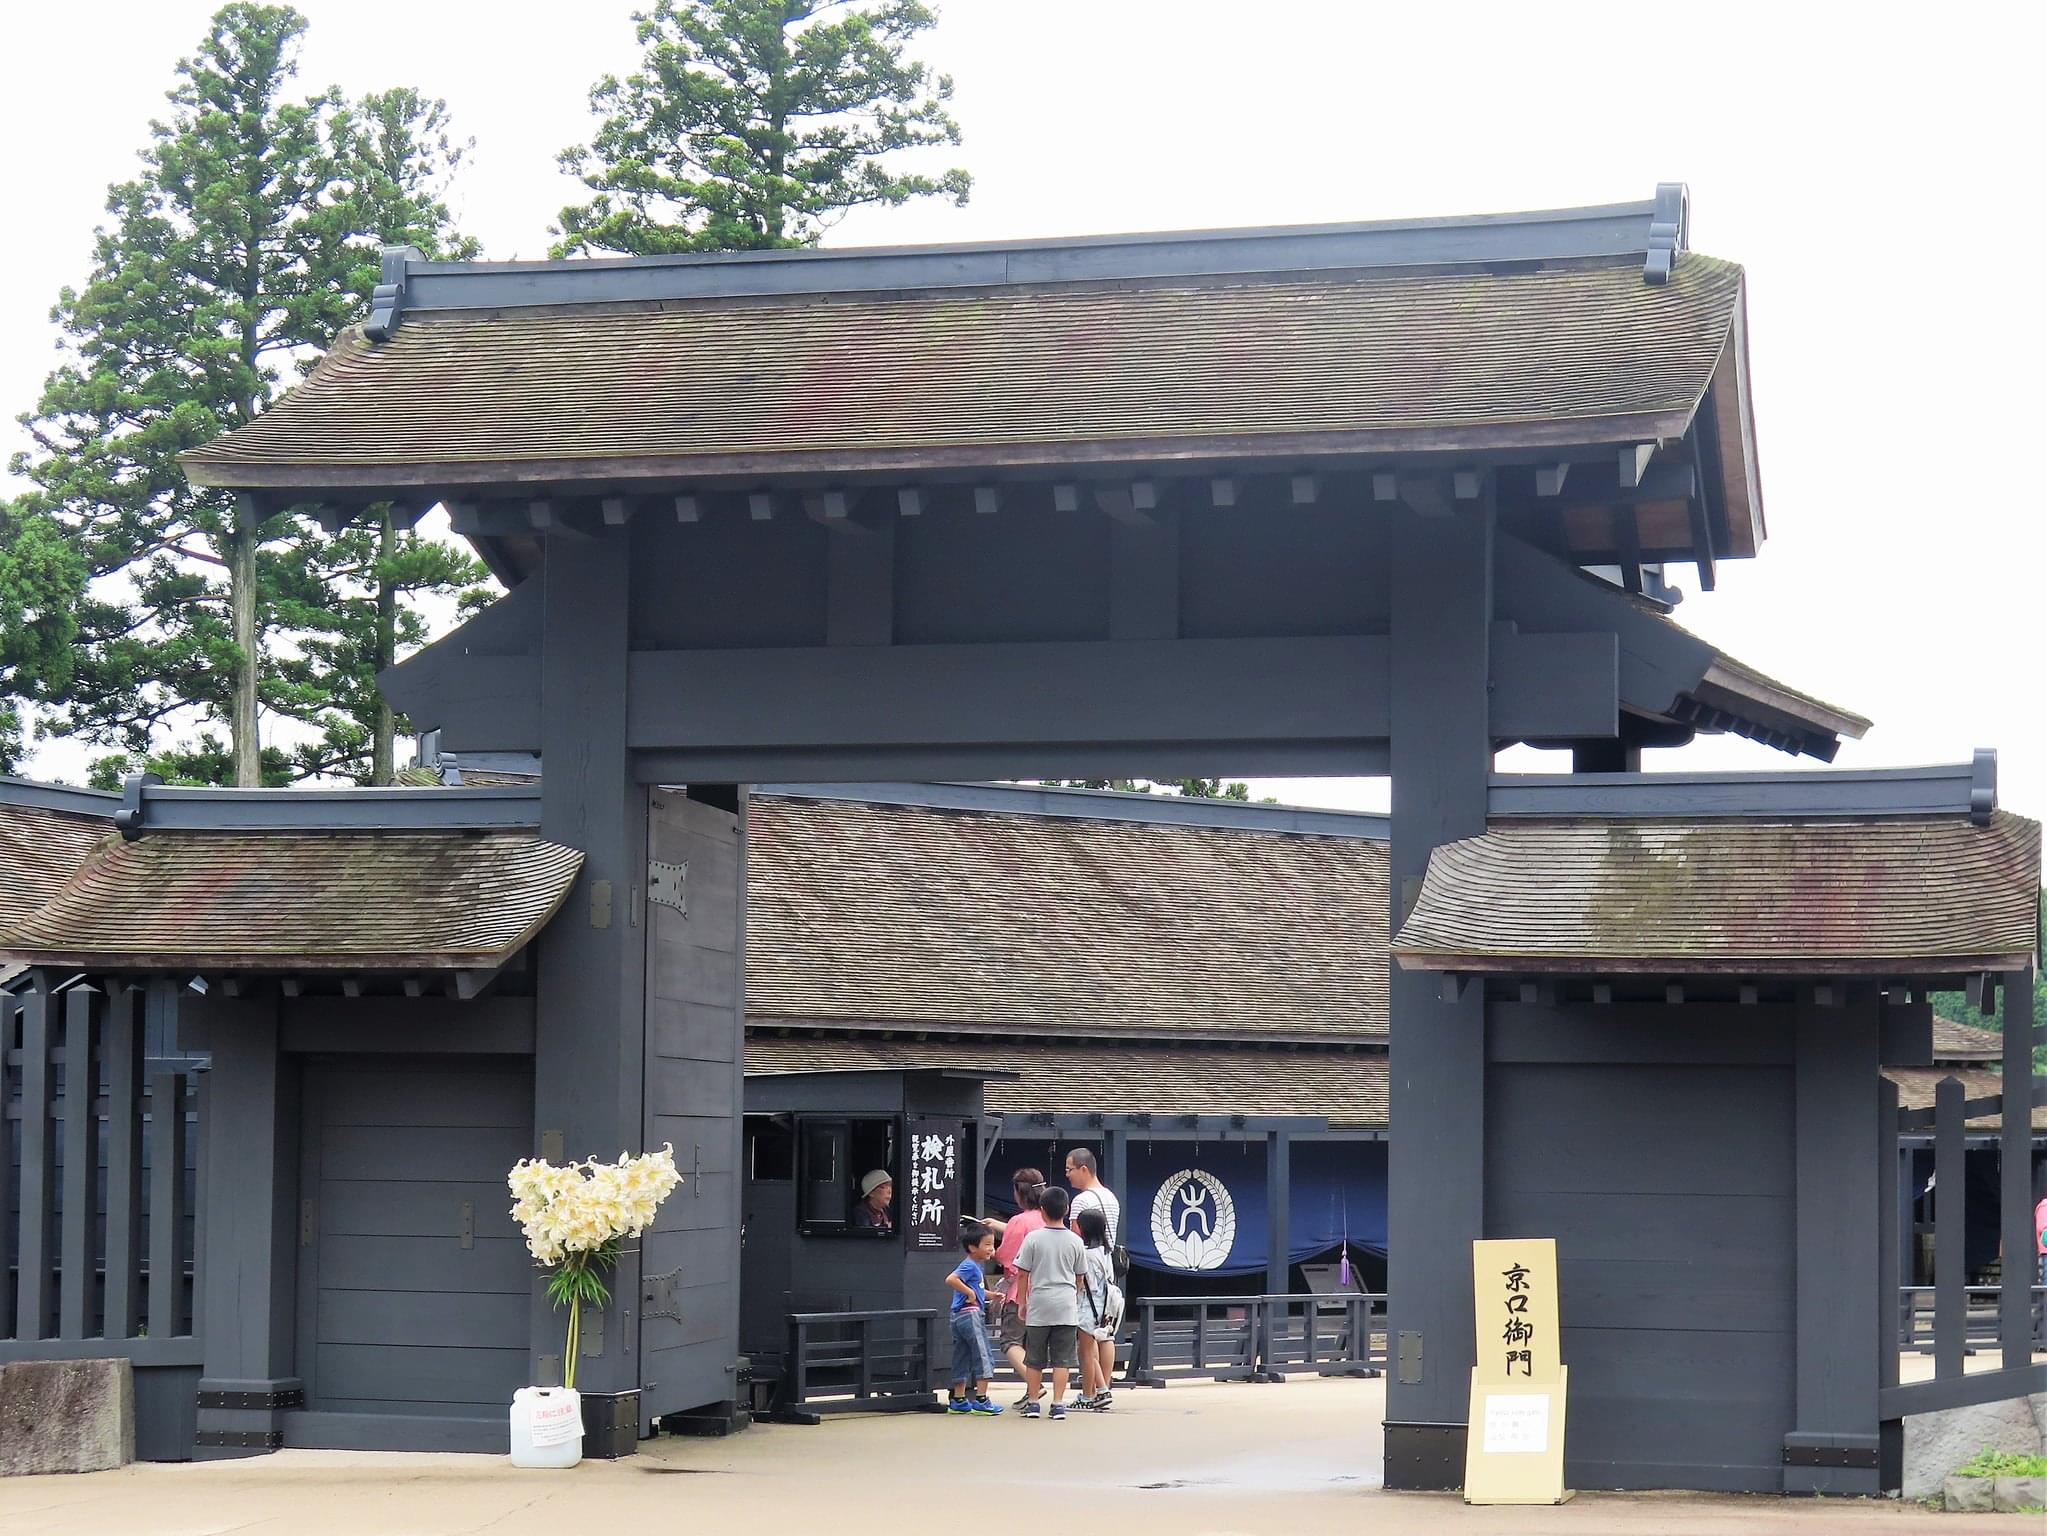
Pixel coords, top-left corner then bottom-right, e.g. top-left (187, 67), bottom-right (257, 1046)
top-left (1898, 1286), bottom-right (2046, 1352)
top-left (1125, 1292), bottom-right (1387, 1385)
top-left (1879, 1009), bottom-right (2047, 1421)
top-left (779, 1307), bottom-right (941, 1419)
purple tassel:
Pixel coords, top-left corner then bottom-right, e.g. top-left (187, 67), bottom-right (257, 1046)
top-left (1338, 1245), bottom-right (1353, 1289)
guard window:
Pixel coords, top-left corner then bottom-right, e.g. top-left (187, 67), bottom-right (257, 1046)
top-left (797, 1115), bottom-right (899, 1236)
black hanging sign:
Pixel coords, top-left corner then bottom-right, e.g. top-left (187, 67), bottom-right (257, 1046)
top-left (906, 1117), bottom-right (962, 1251)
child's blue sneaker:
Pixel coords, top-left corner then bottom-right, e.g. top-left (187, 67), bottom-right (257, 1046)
top-left (948, 1397), bottom-right (973, 1414)
top-left (970, 1397), bottom-right (1004, 1416)
top-left (1048, 1402), bottom-right (1068, 1422)
top-left (1019, 1397), bottom-right (1041, 1419)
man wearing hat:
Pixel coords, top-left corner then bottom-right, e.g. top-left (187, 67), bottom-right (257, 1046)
top-left (854, 1169), bottom-right (895, 1231)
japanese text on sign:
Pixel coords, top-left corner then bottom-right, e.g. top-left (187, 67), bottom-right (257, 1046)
top-left (1471, 1239), bottom-right (1559, 1385)
top-left (906, 1118), bottom-right (962, 1251)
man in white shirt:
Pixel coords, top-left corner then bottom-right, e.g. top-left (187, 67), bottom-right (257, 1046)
top-left (1064, 1147), bottom-right (1120, 1247)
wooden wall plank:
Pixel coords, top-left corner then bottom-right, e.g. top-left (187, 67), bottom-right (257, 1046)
top-left (58, 986), bottom-right (96, 1338)
top-left (148, 1071), bottom-right (188, 1338)
top-left (16, 983), bottom-right (54, 1340)
top-left (103, 989), bottom-right (144, 1340)
top-left (1877, 1076), bottom-right (1900, 1393)
top-left (1932, 1075), bottom-right (1965, 1380)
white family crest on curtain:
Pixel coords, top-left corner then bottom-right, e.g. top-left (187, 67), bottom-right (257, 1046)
top-left (1150, 1168), bottom-right (1237, 1270)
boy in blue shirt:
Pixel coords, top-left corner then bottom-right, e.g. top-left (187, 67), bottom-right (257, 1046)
top-left (946, 1226), bottom-right (1004, 1415)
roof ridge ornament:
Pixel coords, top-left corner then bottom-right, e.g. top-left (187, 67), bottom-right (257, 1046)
top-left (1970, 748), bottom-right (1997, 827)
top-left (1644, 182), bottom-right (1689, 284)
top-left (365, 245), bottom-right (422, 342)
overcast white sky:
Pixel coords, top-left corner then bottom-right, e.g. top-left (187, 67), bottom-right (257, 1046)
top-left (2, 1), bottom-right (2041, 816)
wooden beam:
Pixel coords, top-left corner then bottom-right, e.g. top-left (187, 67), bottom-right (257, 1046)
top-left (1619, 443), bottom-right (1656, 489)
top-left (1290, 474), bottom-right (1319, 505)
top-left (895, 487), bottom-right (923, 517)
top-left (674, 494), bottom-right (700, 523)
top-left (1534, 463), bottom-right (1570, 497)
top-left (1131, 479), bottom-right (1158, 512)
top-left (748, 492), bottom-right (774, 521)
top-left (629, 636), bottom-right (1396, 752)
top-left (1053, 483), bottom-right (1080, 513)
top-left (1451, 469), bottom-right (1483, 501)
top-left (1616, 510), bottom-right (1644, 595)
top-left (973, 485), bottom-right (1000, 515)
top-left (600, 496), bottom-right (631, 526)
top-left (1371, 471), bottom-right (1398, 502)
top-left (1093, 485), bottom-right (1153, 527)
top-left (528, 499), bottom-right (554, 530)
top-left (805, 490), bottom-right (858, 530)
top-left (1209, 477), bottom-right (1236, 507)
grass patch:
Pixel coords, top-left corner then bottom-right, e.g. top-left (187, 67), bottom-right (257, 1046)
top-left (1953, 1449), bottom-right (2047, 1478)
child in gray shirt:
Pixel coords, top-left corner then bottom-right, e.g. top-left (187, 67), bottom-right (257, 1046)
top-left (1013, 1186), bottom-right (1087, 1420)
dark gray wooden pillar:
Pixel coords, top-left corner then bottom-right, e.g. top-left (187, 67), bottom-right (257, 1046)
top-left (1783, 990), bottom-right (1881, 1493)
top-left (1265, 1131), bottom-right (1291, 1296)
top-left (193, 993), bottom-right (303, 1456)
top-left (1103, 1130), bottom-right (1128, 1235)
top-left (1383, 496), bottom-right (1493, 1488)
top-left (534, 525), bottom-right (648, 1396)
top-left (1998, 966), bottom-right (2036, 1369)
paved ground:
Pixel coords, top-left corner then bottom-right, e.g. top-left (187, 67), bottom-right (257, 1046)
top-left (0, 1378), bottom-right (2030, 1534)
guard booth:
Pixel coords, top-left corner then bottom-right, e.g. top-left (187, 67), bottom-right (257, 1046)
top-left (739, 1067), bottom-right (986, 1418)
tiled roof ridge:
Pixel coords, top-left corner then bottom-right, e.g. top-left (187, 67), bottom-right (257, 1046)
top-left (327, 248), bottom-right (1738, 330)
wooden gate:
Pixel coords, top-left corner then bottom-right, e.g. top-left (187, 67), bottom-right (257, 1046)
top-left (1, 975), bottom-right (203, 1458)
top-left (637, 788), bottom-right (746, 1427)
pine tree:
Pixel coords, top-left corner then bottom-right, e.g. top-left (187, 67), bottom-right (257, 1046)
top-left (0, 502), bottom-right (85, 774)
top-left (9, 5), bottom-right (478, 787)
top-left (554, 0), bottom-right (969, 257)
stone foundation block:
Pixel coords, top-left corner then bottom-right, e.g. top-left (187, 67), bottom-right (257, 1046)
top-left (0, 1359), bottom-right (136, 1475)
top-left (1943, 1473), bottom-right (1994, 1512)
top-left (1904, 1391), bottom-right (2047, 1499)
top-left (1992, 1474), bottom-right (2045, 1511)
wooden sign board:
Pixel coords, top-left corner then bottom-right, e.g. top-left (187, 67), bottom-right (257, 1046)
top-left (1465, 1238), bottom-right (1571, 1505)
top-left (905, 1118), bottom-right (962, 1252)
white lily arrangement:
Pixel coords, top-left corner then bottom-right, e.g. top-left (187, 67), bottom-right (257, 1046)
top-left (508, 1144), bottom-right (683, 1388)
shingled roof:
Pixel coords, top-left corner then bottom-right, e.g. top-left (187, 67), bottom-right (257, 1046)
top-left (0, 798), bottom-right (112, 932)
top-left (1393, 811), bottom-right (2042, 975)
top-left (182, 252), bottom-right (1744, 490)
top-left (747, 794), bottom-right (1388, 1042)
top-left (745, 1035), bottom-right (1388, 1128)
top-left (1930, 1016), bottom-right (2005, 1062)
top-left (0, 829), bottom-right (582, 972)
top-left (1882, 1067), bottom-right (2047, 1134)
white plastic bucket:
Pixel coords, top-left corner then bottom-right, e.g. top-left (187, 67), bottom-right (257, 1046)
top-left (509, 1386), bottom-right (583, 1468)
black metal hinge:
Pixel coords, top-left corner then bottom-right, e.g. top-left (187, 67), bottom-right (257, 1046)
top-left (197, 1387), bottom-right (304, 1412)
top-left (195, 1429), bottom-right (284, 1449)
top-left (1783, 1445), bottom-right (1878, 1470)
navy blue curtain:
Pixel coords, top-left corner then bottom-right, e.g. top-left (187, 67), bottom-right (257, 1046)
top-left (1124, 1139), bottom-right (1387, 1278)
